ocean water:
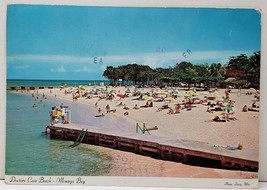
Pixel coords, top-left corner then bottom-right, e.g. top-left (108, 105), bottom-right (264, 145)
top-left (6, 91), bottom-right (131, 176)
top-left (7, 79), bottom-right (110, 87)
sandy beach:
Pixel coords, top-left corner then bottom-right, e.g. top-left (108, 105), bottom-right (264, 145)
top-left (31, 85), bottom-right (259, 178)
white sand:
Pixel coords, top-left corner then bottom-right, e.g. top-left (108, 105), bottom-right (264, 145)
top-left (32, 85), bottom-right (259, 178)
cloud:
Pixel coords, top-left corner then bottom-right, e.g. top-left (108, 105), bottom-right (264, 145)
top-left (74, 69), bottom-right (82, 73)
top-left (50, 66), bottom-right (66, 73)
top-left (82, 66), bottom-right (95, 73)
top-left (15, 65), bottom-right (30, 69)
top-left (8, 54), bottom-right (92, 64)
top-left (8, 50), bottom-right (257, 70)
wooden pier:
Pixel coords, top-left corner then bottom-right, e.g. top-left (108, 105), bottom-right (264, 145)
top-left (47, 123), bottom-right (258, 172)
top-left (7, 86), bottom-right (57, 91)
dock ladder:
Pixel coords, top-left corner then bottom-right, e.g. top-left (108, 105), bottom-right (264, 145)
top-left (69, 128), bottom-right (88, 148)
top-left (136, 123), bottom-right (159, 134)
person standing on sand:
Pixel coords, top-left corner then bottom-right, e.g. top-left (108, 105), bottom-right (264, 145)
top-left (106, 104), bottom-right (110, 113)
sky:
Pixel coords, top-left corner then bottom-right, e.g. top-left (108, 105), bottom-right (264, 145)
top-left (7, 5), bottom-right (261, 80)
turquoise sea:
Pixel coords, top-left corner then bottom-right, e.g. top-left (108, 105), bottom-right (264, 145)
top-left (7, 79), bottom-right (110, 87)
top-left (6, 80), bottom-right (131, 176)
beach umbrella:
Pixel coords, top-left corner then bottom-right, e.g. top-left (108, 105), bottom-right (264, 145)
top-left (160, 90), bottom-right (168, 95)
top-left (225, 77), bottom-right (236, 83)
top-left (169, 97), bottom-right (175, 102)
top-left (211, 93), bottom-right (217, 98)
top-left (223, 98), bottom-right (229, 103)
top-left (249, 88), bottom-right (256, 92)
top-left (173, 90), bottom-right (180, 96)
top-left (224, 105), bottom-right (233, 111)
top-left (189, 90), bottom-right (197, 96)
top-left (125, 89), bottom-right (131, 93)
top-left (144, 95), bottom-right (149, 100)
top-left (202, 92), bottom-right (209, 95)
top-left (117, 93), bottom-right (125, 99)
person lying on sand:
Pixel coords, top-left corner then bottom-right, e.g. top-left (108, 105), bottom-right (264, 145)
top-left (132, 94), bottom-right (144, 101)
top-left (95, 113), bottom-right (105, 117)
top-left (123, 104), bottom-right (130, 110)
top-left (124, 111), bottom-right (129, 116)
top-left (212, 116), bottom-right (226, 122)
top-left (168, 108), bottom-right (174, 114)
top-left (207, 107), bottom-right (213, 113)
top-left (133, 104), bottom-right (139, 109)
top-left (214, 144), bottom-right (242, 150)
top-left (140, 101), bottom-right (153, 108)
top-left (210, 106), bottom-right (223, 112)
top-left (221, 112), bottom-right (238, 121)
top-left (185, 104), bottom-right (196, 108)
top-left (167, 108), bottom-right (180, 114)
top-left (248, 107), bottom-right (260, 112)
top-left (154, 97), bottom-right (165, 102)
top-left (204, 101), bottom-right (216, 107)
top-left (156, 102), bottom-right (169, 112)
top-left (109, 109), bottom-right (116, 113)
top-left (117, 102), bottom-right (123, 106)
top-left (227, 116), bottom-right (238, 121)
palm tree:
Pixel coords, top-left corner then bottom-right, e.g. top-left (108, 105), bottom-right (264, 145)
top-left (208, 63), bottom-right (225, 77)
top-left (247, 51), bottom-right (260, 88)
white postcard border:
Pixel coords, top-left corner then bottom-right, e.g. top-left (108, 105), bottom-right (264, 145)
top-left (1, 0), bottom-right (267, 186)
top-left (5, 175), bottom-right (259, 188)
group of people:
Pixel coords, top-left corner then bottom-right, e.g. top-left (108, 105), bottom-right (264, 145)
top-left (242, 102), bottom-right (260, 112)
top-left (50, 103), bottom-right (68, 125)
top-left (31, 92), bottom-right (48, 108)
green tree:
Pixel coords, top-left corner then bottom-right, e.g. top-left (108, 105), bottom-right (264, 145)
top-left (247, 51), bottom-right (260, 88)
top-left (227, 54), bottom-right (249, 71)
top-left (180, 67), bottom-right (198, 87)
top-left (102, 66), bottom-right (119, 85)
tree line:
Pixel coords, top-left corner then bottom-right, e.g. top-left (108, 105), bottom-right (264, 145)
top-left (103, 51), bottom-right (260, 88)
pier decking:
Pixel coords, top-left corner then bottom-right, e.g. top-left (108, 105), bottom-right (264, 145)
top-left (47, 123), bottom-right (258, 172)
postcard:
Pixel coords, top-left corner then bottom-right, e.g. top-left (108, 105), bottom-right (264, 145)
top-left (3, 0), bottom-right (263, 188)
